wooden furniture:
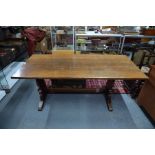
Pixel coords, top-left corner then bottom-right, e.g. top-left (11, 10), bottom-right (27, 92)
top-left (139, 52), bottom-right (155, 73)
top-left (12, 53), bottom-right (148, 111)
top-left (137, 65), bottom-right (155, 121)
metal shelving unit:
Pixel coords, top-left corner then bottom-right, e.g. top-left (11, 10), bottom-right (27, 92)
top-left (74, 27), bottom-right (123, 54)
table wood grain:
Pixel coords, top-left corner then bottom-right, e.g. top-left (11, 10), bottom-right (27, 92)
top-left (12, 54), bottom-right (148, 80)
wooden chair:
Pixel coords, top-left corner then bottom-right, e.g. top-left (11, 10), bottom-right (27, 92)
top-left (139, 51), bottom-right (155, 74)
top-left (125, 49), bottom-right (155, 98)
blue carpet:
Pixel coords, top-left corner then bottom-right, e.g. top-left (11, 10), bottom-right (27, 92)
top-left (0, 80), bottom-right (154, 129)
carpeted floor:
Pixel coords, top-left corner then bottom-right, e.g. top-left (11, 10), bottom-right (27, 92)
top-left (0, 79), bottom-right (154, 129)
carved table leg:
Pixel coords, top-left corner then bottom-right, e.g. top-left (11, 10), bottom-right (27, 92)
top-left (104, 80), bottom-right (115, 111)
top-left (36, 79), bottom-right (47, 111)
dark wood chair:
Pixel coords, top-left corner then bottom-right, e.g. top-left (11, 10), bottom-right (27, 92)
top-left (139, 51), bottom-right (155, 74)
top-left (124, 49), bottom-right (155, 98)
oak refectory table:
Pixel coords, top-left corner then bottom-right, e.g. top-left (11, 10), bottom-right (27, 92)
top-left (11, 53), bottom-right (148, 111)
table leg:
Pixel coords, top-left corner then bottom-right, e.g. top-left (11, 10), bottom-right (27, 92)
top-left (36, 79), bottom-right (47, 111)
top-left (104, 80), bottom-right (115, 111)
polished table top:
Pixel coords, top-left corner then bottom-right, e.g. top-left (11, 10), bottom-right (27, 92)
top-left (12, 54), bottom-right (148, 80)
